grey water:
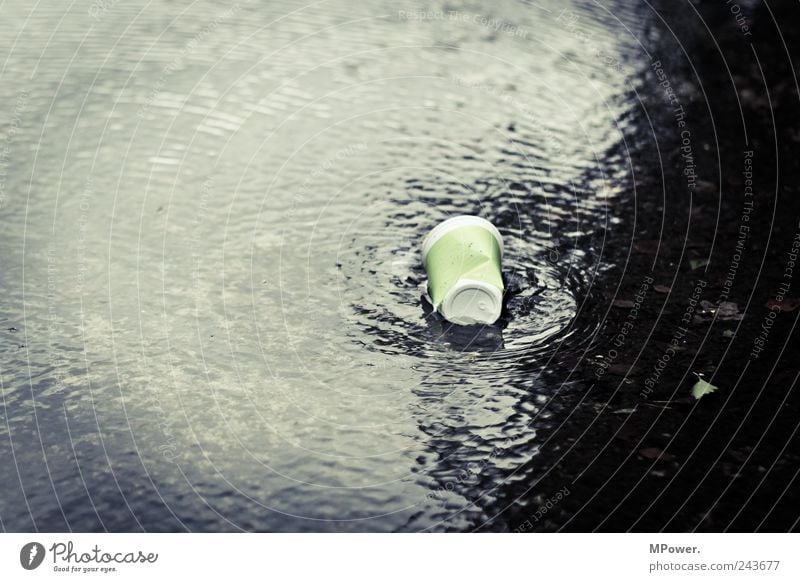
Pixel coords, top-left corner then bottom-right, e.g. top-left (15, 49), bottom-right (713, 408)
top-left (1, 0), bottom-right (647, 531)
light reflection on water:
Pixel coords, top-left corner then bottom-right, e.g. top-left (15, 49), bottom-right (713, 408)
top-left (0, 0), bottom-right (647, 531)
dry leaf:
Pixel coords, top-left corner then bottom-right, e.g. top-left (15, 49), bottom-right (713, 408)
top-left (692, 378), bottom-right (718, 400)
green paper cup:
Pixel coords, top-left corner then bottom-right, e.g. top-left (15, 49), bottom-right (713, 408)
top-left (421, 215), bottom-right (504, 325)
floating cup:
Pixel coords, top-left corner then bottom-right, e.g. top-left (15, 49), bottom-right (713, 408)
top-left (421, 215), bottom-right (504, 325)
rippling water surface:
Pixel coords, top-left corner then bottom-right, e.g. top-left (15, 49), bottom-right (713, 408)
top-left (1, 0), bottom-right (651, 531)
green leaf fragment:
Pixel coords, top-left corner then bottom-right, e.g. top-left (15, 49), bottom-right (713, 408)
top-left (692, 378), bottom-right (718, 400)
top-left (690, 258), bottom-right (709, 270)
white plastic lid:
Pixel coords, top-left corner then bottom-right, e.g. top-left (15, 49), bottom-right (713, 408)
top-left (440, 278), bottom-right (503, 326)
top-left (421, 215), bottom-right (504, 260)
